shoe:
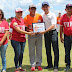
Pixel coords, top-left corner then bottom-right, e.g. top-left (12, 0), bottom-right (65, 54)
top-left (35, 66), bottom-right (37, 69)
top-left (15, 69), bottom-right (19, 72)
top-left (54, 66), bottom-right (58, 69)
top-left (2, 70), bottom-right (6, 72)
top-left (19, 68), bottom-right (25, 72)
top-left (37, 66), bottom-right (42, 71)
top-left (64, 65), bottom-right (70, 71)
top-left (31, 67), bottom-right (35, 71)
top-left (44, 65), bottom-right (53, 69)
top-left (54, 69), bottom-right (58, 72)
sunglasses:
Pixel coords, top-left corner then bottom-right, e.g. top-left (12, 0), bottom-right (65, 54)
top-left (17, 11), bottom-right (22, 13)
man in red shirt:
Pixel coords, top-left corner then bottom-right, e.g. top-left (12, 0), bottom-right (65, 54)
top-left (60, 4), bottom-right (72, 71)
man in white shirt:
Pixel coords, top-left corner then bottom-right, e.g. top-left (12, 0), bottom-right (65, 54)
top-left (40, 2), bottom-right (59, 72)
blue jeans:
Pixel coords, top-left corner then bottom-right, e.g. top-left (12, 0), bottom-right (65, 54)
top-left (64, 35), bottom-right (72, 67)
top-left (11, 40), bottom-right (26, 68)
top-left (0, 43), bottom-right (8, 70)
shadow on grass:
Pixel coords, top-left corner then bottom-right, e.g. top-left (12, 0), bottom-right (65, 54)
top-left (41, 66), bottom-right (65, 71)
top-left (59, 67), bottom-right (72, 72)
top-left (6, 65), bottom-right (48, 72)
top-left (6, 65), bottom-right (72, 72)
top-left (6, 65), bottom-right (35, 72)
top-left (6, 67), bottom-right (15, 72)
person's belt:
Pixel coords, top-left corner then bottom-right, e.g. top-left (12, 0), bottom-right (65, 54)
top-left (52, 29), bottom-right (56, 31)
top-left (47, 29), bottom-right (56, 33)
top-left (49, 29), bottom-right (56, 32)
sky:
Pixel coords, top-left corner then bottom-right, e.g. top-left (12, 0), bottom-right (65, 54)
top-left (0, 0), bottom-right (72, 19)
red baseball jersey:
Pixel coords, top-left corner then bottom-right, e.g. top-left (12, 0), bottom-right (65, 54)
top-left (60, 14), bottom-right (72, 36)
top-left (0, 20), bottom-right (9, 45)
top-left (10, 18), bottom-right (26, 42)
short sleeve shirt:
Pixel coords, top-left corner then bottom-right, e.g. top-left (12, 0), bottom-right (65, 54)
top-left (41, 11), bottom-right (57, 30)
top-left (24, 13), bottom-right (43, 31)
top-left (60, 14), bottom-right (72, 36)
top-left (10, 18), bottom-right (26, 42)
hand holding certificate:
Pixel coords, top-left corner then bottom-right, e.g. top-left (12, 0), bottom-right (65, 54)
top-left (33, 22), bottom-right (45, 33)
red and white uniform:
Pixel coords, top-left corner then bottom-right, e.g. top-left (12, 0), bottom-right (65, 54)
top-left (0, 20), bottom-right (9, 45)
top-left (10, 18), bottom-right (26, 42)
top-left (60, 14), bottom-right (72, 36)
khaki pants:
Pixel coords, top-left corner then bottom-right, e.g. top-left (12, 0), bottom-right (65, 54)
top-left (28, 34), bottom-right (42, 67)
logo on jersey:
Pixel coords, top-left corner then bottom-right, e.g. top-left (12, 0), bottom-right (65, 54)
top-left (18, 25), bottom-right (25, 31)
top-left (0, 27), bottom-right (5, 33)
top-left (64, 21), bottom-right (72, 28)
top-left (70, 21), bottom-right (72, 27)
top-left (13, 22), bottom-right (18, 26)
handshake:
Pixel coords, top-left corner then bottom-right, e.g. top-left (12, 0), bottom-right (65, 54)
top-left (27, 30), bottom-right (46, 36)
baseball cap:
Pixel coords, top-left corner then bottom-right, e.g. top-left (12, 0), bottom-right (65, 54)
top-left (42, 2), bottom-right (49, 7)
top-left (9, 17), bottom-right (14, 20)
top-left (29, 4), bottom-right (36, 9)
top-left (15, 8), bottom-right (23, 12)
top-left (66, 4), bottom-right (72, 8)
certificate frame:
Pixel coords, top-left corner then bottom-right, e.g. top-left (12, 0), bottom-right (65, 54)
top-left (32, 22), bottom-right (45, 33)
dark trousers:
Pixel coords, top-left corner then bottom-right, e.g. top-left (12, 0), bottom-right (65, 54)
top-left (64, 35), bottom-right (72, 67)
top-left (44, 30), bottom-right (59, 68)
top-left (11, 40), bottom-right (26, 68)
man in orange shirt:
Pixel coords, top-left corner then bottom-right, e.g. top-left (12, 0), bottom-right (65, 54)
top-left (24, 4), bottom-right (43, 71)
top-left (56, 13), bottom-right (61, 34)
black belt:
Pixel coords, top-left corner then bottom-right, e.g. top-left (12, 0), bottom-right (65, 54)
top-left (51, 29), bottom-right (56, 31)
top-left (48, 29), bottom-right (56, 33)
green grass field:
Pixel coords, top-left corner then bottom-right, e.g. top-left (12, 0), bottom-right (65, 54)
top-left (0, 38), bottom-right (72, 72)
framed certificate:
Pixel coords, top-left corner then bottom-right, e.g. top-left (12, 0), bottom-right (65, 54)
top-left (32, 22), bottom-right (45, 33)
